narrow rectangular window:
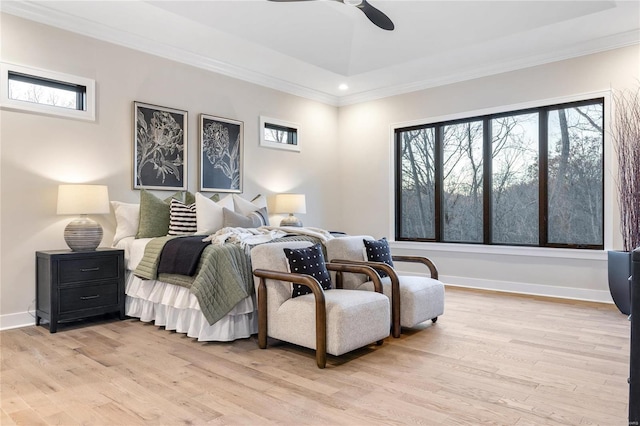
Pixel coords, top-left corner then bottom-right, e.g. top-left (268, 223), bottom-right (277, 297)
top-left (8, 71), bottom-right (86, 111)
top-left (264, 122), bottom-right (297, 146)
top-left (546, 102), bottom-right (604, 247)
top-left (259, 116), bottom-right (300, 152)
top-left (491, 112), bottom-right (539, 245)
top-left (0, 63), bottom-right (95, 121)
top-left (396, 126), bottom-right (436, 240)
top-left (442, 120), bottom-right (484, 243)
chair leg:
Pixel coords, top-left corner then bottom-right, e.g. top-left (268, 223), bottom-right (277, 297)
top-left (391, 278), bottom-right (401, 338)
top-left (376, 340), bottom-right (384, 346)
top-left (392, 323), bottom-right (401, 338)
top-left (258, 278), bottom-right (267, 349)
top-left (315, 293), bottom-right (327, 369)
top-left (431, 317), bottom-right (438, 323)
top-left (316, 351), bottom-right (327, 369)
top-left (258, 322), bottom-right (267, 349)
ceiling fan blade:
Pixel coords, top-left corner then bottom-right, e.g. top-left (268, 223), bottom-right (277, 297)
top-left (356, 0), bottom-right (394, 31)
top-left (267, 0), bottom-right (394, 30)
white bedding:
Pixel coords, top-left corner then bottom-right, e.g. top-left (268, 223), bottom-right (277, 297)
top-left (115, 236), bottom-right (258, 341)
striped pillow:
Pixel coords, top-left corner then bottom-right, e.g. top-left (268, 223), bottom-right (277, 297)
top-left (168, 198), bottom-right (197, 235)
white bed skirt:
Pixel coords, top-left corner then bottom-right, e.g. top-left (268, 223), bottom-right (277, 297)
top-left (125, 271), bottom-right (258, 341)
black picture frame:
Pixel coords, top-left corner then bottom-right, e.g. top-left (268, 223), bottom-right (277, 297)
top-left (133, 101), bottom-right (187, 190)
top-left (199, 114), bottom-right (243, 193)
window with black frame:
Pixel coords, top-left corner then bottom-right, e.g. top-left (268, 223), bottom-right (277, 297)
top-left (395, 98), bottom-right (604, 249)
top-left (1, 62), bottom-right (95, 121)
top-left (8, 71), bottom-right (86, 111)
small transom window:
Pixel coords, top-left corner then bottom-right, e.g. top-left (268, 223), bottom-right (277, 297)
top-left (1, 63), bottom-right (95, 121)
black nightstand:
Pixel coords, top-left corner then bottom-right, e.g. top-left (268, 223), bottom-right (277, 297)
top-left (35, 248), bottom-right (125, 333)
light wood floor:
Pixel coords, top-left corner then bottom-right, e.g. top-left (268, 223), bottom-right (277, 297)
top-left (1, 287), bottom-right (631, 425)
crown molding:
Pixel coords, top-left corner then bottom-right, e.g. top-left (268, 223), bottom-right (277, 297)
top-left (0, 1), bottom-right (340, 106)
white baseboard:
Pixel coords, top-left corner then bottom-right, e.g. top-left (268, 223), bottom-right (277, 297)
top-left (0, 311), bottom-right (36, 331)
top-left (440, 274), bottom-right (614, 304)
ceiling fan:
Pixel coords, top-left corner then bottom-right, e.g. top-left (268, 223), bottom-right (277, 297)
top-left (267, 0), bottom-right (395, 31)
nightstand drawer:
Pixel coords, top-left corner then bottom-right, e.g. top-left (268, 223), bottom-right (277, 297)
top-left (59, 282), bottom-right (118, 313)
top-left (59, 256), bottom-right (119, 284)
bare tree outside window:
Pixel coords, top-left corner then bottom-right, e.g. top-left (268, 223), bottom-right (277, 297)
top-left (8, 79), bottom-right (77, 109)
top-left (442, 121), bottom-right (484, 243)
top-left (491, 113), bottom-right (539, 245)
top-left (547, 104), bottom-right (603, 246)
top-left (395, 98), bottom-right (604, 249)
top-left (398, 127), bottom-right (436, 239)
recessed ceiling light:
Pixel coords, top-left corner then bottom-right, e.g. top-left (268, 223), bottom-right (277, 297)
top-left (338, 84), bottom-right (349, 91)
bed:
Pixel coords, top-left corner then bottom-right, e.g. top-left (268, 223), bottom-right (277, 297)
top-left (111, 190), bottom-right (333, 342)
top-left (115, 236), bottom-right (259, 341)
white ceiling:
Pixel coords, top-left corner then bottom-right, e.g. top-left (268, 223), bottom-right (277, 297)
top-left (2, 1), bottom-right (639, 105)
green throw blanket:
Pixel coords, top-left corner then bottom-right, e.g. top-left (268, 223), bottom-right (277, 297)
top-left (133, 234), bottom-right (323, 326)
top-left (134, 237), bottom-right (253, 326)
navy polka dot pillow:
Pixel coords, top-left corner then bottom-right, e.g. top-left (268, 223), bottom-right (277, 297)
top-left (363, 237), bottom-right (394, 278)
top-left (284, 244), bottom-right (332, 298)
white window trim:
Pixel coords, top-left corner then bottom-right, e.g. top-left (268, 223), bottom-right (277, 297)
top-left (0, 62), bottom-right (95, 121)
top-left (389, 240), bottom-right (607, 261)
top-left (259, 116), bottom-right (300, 152)
top-left (387, 89), bottom-right (614, 260)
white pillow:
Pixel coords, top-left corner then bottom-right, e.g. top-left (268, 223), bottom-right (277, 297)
top-left (233, 194), bottom-right (269, 224)
top-left (196, 193), bottom-right (235, 235)
top-left (111, 201), bottom-right (140, 245)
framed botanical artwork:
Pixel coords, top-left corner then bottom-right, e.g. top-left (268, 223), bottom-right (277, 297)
top-left (133, 102), bottom-right (187, 190)
top-left (199, 114), bottom-right (243, 193)
top-left (259, 116), bottom-right (300, 152)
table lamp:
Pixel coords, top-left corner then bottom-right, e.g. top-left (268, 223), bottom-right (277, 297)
top-left (274, 193), bottom-right (306, 227)
top-left (57, 184), bottom-right (110, 251)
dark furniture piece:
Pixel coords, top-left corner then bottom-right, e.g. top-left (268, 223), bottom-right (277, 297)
top-left (630, 248), bottom-right (639, 424)
top-left (608, 250), bottom-right (632, 315)
top-left (36, 249), bottom-right (125, 333)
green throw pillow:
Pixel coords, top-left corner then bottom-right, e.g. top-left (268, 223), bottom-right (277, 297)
top-left (180, 191), bottom-right (196, 205)
top-left (136, 189), bottom-right (196, 238)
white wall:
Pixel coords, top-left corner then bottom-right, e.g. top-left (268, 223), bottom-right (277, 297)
top-left (0, 14), bottom-right (340, 328)
top-left (337, 45), bottom-right (640, 302)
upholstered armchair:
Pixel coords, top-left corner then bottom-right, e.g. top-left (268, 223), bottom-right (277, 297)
top-left (250, 241), bottom-right (390, 368)
top-left (326, 236), bottom-right (445, 338)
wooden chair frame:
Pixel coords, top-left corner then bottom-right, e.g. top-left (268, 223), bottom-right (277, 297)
top-left (253, 263), bottom-right (384, 369)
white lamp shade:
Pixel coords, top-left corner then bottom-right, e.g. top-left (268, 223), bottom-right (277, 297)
top-left (274, 193), bottom-right (306, 214)
top-left (57, 184), bottom-right (110, 215)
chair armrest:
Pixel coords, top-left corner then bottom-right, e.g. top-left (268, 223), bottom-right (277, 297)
top-left (253, 269), bottom-right (321, 286)
top-left (391, 255), bottom-right (439, 280)
top-left (252, 269), bottom-right (327, 366)
top-left (328, 259), bottom-right (399, 282)
top-left (253, 269), bottom-right (326, 302)
top-left (325, 262), bottom-right (384, 294)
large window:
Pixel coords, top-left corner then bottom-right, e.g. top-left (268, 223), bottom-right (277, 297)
top-left (395, 98), bottom-right (604, 249)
